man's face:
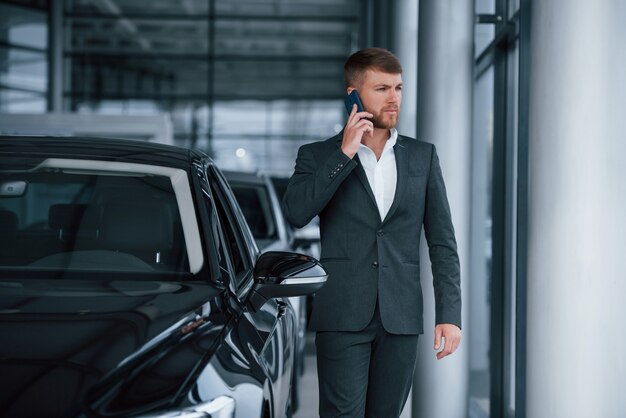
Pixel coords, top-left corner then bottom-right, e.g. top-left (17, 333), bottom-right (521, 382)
top-left (350, 69), bottom-right (402, 129)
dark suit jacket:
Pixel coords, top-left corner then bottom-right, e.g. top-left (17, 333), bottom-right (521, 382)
top-left (283, 133), bottom-right (461, 335)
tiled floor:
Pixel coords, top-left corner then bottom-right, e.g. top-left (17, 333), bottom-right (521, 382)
top-left (293, 333), bottom-right (411, 418)
top-left (293, 353), bottom-right (320, 418)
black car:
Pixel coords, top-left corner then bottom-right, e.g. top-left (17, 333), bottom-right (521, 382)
top-left (223, 171), bottom-right (310, 413)
top-left (0, 136), bottom-right (326, 418)
top-left (270, 175), bottom-right (321, 328)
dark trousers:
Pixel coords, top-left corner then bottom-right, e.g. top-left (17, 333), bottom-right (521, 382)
top-left (315, 302), bottom-right (420, 418)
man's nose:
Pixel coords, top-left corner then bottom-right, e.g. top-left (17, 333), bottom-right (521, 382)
top-left (388, 89), bottom-right (400, 102)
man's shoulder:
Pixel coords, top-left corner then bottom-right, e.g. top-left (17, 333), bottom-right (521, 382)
top-left (299, 133), bottom-right (342, 154)
top-left (397, 135), bottom-right (434, 152)
top-left (298, 132), bottom-right (434, 155)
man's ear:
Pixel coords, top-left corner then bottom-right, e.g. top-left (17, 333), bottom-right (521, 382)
top-left (347, 87), bottom-right (356, 95)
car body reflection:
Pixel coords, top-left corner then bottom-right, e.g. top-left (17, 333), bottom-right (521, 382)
top-left (0, 136), bottom-right (326, 418)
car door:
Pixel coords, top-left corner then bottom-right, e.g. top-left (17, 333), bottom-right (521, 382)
top-left (205, 163), bottom-right (295, 418)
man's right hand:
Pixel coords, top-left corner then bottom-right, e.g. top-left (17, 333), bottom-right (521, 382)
top-left (341, 104), bottom-right (374, 159)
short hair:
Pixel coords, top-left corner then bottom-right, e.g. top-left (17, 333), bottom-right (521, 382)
top-left (343, 47), bottom-right (403, 89)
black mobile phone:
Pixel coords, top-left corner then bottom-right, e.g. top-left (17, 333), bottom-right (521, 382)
top-left (344, 90), bottom-right (365, 114)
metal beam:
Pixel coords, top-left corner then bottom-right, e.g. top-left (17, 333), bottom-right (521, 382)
top-left (62, 92), bottom-right (344, 101)
top-left (47, 0), bottom-right (63, 112)
top-left (64, 51), bottom-right (348, 61)
top-left (64, 12), bottom-right (358, 22)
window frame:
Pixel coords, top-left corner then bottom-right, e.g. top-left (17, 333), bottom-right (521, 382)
top-left (205, 163), bottom-right (258, 298)
top-left (474, 0), bottom-right (529, 417)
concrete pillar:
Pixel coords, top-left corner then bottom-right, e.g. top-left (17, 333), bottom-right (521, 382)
top-left (526, 1), bottom-right (626, 417)
top-left (412, 1), bottom-right (473, 417)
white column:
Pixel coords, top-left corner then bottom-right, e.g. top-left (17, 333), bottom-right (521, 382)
top-left (392, 4), bottom-right (418, 417)
top-left (526, 1), bottom-right (626, 417)
top-left (412, 1), bottom-right (473, 417)
top-left (393, 0), bottom-right (417, 138)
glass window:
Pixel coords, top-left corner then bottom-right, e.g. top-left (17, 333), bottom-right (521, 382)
top-left (476, 0), bottom-right (496, 14)
top-left (0, 3), bottom-right (48, 50)
top-left (228, 183), bottom-right (277, 241)
top-left (64, 55), bottom-right (206, 104)
top-left (508, 0), bottom-right (520, 18)
top-left (0, 164), bottom-right (188, 273)
top-left (471, 9), bottom-right (522, 417)
top-left (470, 64), bottom-right (494, 417)
top-left (68, 0), bottom-right (209, 16)
top-left (68, 18), bottom-right (209, 55)
top-left (1, 48), bottom-right (48, 91)
top-left (63, 1), bottom-right (211, 143)
top-left (206, 168), bottom-right (252, 287)
top-left (504, 39), bottom-right (520, 417)
top-left (4, 0), bottom-right (48, 10)
top-left (211, 99), bottom-right (344, 174)
top-left (0, 89), bottom-right (46, 113)
top-left (0, 2), bottom-right (48, 113)
top-left (60, 0), bottom-right (356, 171)
top-left (475, 23), bottom-right (496, 59)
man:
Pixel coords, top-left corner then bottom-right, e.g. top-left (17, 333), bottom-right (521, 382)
top-left (283, 48), bottom-right (461, 418)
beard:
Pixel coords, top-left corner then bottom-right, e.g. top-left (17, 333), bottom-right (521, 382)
top-left (369, 106), bottom-right (400, 129)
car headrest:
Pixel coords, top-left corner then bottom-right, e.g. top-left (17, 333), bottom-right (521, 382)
top-left (100, 202), bottom-right (173, 253)
top-left (0, 209), bottom-right (18, 236)
top-left (48, 204), bottom-right (99, 231)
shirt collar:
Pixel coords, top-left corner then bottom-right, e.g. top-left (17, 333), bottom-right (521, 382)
top-left (358, 128), bottom-right (398, 152)
top-left (386, 128), bottom-right (398, 149)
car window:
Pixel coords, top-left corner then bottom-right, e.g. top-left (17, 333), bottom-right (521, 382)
top-left (206, 167), bottom-right (253, 289)
top-left (228, 183), bottom-right (277, 241)
top-left (0, 163), bottom-right (191, 273)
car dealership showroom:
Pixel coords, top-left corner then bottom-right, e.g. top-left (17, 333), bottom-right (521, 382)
top-left (1, 0), bottom-right (625, 418)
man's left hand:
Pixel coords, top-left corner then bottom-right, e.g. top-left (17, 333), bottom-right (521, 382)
top-left (434, 323), bottom-right (461, 360)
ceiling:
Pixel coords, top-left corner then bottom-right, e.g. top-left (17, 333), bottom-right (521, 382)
top-left (64, 0), bottom-right (363, 101)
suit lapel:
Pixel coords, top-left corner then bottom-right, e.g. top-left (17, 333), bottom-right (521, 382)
top-left (335, 136), bottom-right (378, 209)
top-left (382, 136), bottom-right (408, 224)
top-left (353, 154), bottom-right (377, 206)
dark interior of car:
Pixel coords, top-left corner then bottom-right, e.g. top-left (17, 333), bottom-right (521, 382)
top-left (0, 172), bottom-right (188, 272)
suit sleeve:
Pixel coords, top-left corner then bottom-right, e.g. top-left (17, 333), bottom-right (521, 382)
top-left (423, 144), bottom-right (462, 329)
top-left (283, 144), bottom-right (357, 228)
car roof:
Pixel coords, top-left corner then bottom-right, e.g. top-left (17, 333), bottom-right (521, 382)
top-left (0, 135), bottom-right (205, 169)
top-left (222, 170), bottom-right (267, 185)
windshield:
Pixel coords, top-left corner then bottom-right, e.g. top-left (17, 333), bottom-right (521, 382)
top-left (0, 160), bottom-right (192, 273)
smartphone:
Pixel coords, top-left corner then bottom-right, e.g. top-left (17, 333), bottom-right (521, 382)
top-left (344, 90), bottom-right (365, 114)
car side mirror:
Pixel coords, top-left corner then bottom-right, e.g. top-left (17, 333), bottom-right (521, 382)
top-left (248, 251), bottom-right (327, 312)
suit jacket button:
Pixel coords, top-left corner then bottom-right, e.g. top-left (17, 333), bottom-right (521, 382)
top-left (372, 261), bottom-right (379, 268)
top-left (377, 230), bottom-right (384, 236)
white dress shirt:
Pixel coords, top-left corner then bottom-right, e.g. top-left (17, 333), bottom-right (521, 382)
top-left (356, 128), bottom-right (398, 221)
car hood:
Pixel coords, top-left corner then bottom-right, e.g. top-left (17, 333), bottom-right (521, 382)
top-left (0, 276), bottom-right (228, 418)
